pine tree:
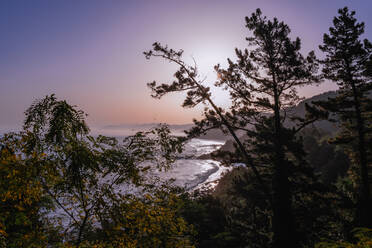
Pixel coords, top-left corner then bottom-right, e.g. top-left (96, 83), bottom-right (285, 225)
top-left (215, 9), bottom-right (320, 247)
top-left (316, 7), bottom-right (372, 227)
top-left (145, 8), bottom-right (320, 247)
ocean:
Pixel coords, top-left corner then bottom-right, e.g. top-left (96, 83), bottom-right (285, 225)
top-left (152, 138), bottom-right (228, 191)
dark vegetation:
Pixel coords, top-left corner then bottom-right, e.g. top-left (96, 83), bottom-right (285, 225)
top-left (0, 6), bottom-right (371, 248)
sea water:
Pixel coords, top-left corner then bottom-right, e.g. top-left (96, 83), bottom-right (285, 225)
top-left (151, 138), bottom-right (229, 191)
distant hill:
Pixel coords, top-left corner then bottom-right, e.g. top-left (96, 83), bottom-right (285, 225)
top-left (284, 91), bottom-right (339, 133)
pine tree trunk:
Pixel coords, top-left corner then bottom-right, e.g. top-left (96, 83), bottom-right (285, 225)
top-left (351, 83), bottom-right (371, 227)
top-left (272, 87), bottom-right (296, 247)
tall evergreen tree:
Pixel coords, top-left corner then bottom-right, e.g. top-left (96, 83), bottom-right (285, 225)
top-left (316, 7), bottom-right (372, 227)
top-left (145, 8), bottom-right (320, 247)
top-left (215, 9), bottom-right (319, 247)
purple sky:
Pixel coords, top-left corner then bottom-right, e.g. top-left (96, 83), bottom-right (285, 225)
top-left (1, 0), bottom-right (372, 131)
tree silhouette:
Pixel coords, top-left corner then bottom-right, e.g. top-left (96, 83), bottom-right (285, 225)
top-left (145, 8), bottom-right (320, 247)
top-left (216, 9), bottom-right (320, 247)
top-left (315, 7), bottom-right (372, 227)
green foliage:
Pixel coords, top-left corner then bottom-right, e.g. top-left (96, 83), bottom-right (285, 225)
top-left (1, 95), bottom-right (193, 247)
top-left (213, 167), bottom-right (272, 247)
top-left (58, 187), bottom-right (195, 248)
top-left (212, 164), bottom-right (353, 247)
top-left (316, 228), bottom-right (372, 248)
top-left (24, 94), bottom-right (89, 147)
top-left (92, 191), bottom-right (194, 247)
top-left (0, 133), bottom-right (49, 247)
top-left (179, 192), bottom-right (240, 248)
top-left (301, 128), bottom-right (350, 183)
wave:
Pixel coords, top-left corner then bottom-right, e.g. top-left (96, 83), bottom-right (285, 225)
top-left (184, 162), bottom-right (220, 190)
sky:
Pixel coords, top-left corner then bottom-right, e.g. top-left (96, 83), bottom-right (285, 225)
top-left (1, 0), bottom-right (372, 131)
